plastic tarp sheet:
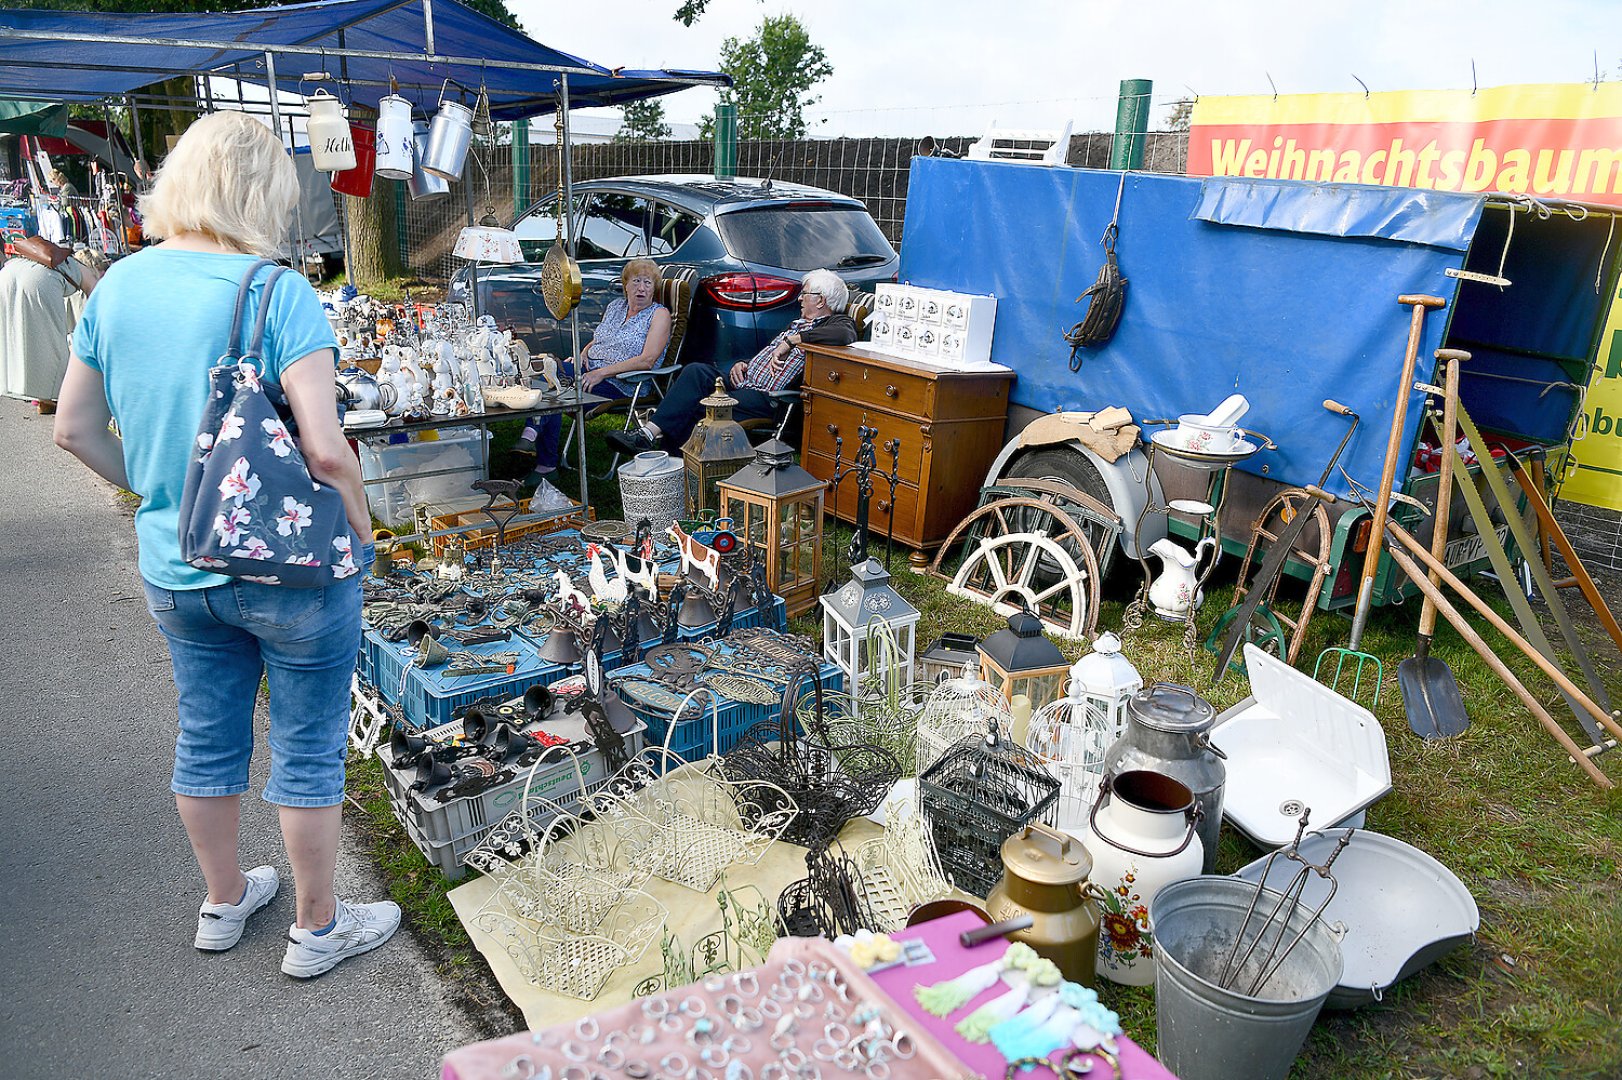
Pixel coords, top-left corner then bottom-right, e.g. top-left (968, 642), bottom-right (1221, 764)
top-left (1193, 177), bottom-right (1481, 252)
top-left (897, 160), bottom-right (1482, 499)
top-left (0, 97), bottom-right (65, 136)
top-left (0, 0), bottom-right (726, 121)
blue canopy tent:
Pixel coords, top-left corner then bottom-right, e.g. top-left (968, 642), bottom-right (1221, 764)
top-left (0, 0), bottom-right (728, 119)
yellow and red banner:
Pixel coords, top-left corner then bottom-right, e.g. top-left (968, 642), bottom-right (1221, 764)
top-left (1189, 83), bottom-right (1622, 510)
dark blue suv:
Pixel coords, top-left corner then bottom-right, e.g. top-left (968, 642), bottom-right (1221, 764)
top-left (449, 174), bottom-right (898, 362)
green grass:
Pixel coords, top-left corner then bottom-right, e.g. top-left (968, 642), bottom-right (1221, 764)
top-left (352, 411), bottom-right (1622, 1076)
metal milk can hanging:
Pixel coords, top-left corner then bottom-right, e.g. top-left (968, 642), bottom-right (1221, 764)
top-left (373, 94), bottom-right (415, 181)
top-left (1101, 682), bottom-right (1225, 873)
top-left (304, 89), bottom-right (356, 172)
top-left (421, 81), bottom-right (474, 180)
top-left (1082, 769), bottom-right (1203, 986)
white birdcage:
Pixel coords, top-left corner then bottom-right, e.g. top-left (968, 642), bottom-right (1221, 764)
top-left (1021, 632), bottom-right (1142, 831)
top-left (914, 663), bottom-right (1012, 776)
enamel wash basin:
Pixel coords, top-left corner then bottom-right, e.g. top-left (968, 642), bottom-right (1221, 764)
top-left (1211, 644), bottom-right (1392, 847)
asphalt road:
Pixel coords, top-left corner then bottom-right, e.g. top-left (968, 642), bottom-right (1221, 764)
top-left (0, 398), bottom-right (476, 1079)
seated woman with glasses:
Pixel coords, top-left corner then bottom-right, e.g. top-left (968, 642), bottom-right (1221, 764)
top-left (516, 257), bottom-right (672, 505)
top-left (606, 267), bottom-right (855, 455)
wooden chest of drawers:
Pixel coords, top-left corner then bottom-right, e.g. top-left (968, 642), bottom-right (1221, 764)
top-left (800, 344), bottom-right (1014, 568)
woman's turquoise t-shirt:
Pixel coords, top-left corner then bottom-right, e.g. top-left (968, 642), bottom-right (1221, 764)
top-left (72, 248), bottom-right (337, 590)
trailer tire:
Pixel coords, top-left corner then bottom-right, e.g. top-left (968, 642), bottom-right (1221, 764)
top-left (1001, 446), bottom-right (1134, 590)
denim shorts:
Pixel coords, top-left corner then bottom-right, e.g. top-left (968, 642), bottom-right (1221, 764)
top-left (142, 550), bottom-right (369, 808)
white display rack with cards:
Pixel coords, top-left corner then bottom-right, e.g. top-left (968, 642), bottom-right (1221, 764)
top-left (870, 284), bottom-right (997, 368)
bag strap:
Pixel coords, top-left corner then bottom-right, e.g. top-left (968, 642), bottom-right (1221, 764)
top-left (241, 266), bottom-right (292, 368)
top-left (222, 257), bottom-right (280, 364)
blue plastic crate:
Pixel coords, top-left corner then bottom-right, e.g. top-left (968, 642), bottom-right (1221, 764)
top-left (617, 661), bottom-right (843, 764)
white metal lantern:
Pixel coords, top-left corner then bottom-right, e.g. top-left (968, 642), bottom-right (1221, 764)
top-left (1070, 631), bottom-right (1142, 749)
top-left (820, 558), bottom-right (920, 707)
top-left (304, 89), bottom-right (356, 172)
top-left (914, 663), bottom-right (1012, 777)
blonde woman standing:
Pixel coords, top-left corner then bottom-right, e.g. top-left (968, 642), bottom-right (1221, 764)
top-left (54, 111), bottom-right (398, 978)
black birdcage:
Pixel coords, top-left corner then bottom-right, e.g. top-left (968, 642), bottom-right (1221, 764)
top-left (918, 720), bottom-right (1062, 898)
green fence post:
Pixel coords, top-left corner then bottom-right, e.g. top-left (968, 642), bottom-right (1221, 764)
top-left (512, 119), bottom-right (529, 217)
top-left (714, 103), bottom-right (737, 178)
top-left (1110, 78), bottom-right (1153, 170)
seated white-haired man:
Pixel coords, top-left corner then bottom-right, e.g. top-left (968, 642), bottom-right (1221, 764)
top-left (606, 267), bottom-right (855, 454)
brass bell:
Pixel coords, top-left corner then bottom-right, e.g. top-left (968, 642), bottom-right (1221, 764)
top-left (538, 627), bottom-right (582, 665)
top-left (418, 633), bottom-right (452, 667)
top-left (522, 684), bottom-right (552, 722)
top-left (677, 588), bottom-right (717, 629)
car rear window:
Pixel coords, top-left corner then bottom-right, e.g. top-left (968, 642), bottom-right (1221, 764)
top-left (716, 205), bottom-right (894, 272)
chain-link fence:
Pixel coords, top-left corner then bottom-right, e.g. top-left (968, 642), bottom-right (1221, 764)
top-left (398, 124), bottom-right (1190, 282)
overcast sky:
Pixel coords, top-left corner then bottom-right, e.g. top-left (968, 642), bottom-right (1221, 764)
top-left (505, 0), bottom-right (1621, 137)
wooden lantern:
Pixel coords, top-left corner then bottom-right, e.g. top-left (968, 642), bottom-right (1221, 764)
top-left (718, 437), bottom-right (826, 618)
top-left (977, 608), bottom-right (1069, 711)
top-left (681, 378), bottom-right (755, 519)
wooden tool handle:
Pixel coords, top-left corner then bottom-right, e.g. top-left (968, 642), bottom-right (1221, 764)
top-left (1387, 518), bottom-right (1622, 744)
top-left (1323, 399), bottom-right (1352, 415)
top-left (1398, 294), bottom-right (1447, 308)
top-left (1419, 351), bottom-right (1466, 639)
top-left (1383, 538), bottom-right (1611, 789)
top-left (1508, 459), bottom-right (1622, 655)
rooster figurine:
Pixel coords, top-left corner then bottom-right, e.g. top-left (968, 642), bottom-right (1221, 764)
top-left (584, 544), bottom-right (627, 604)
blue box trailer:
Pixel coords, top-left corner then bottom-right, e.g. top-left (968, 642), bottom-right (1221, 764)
top-left (897, 158), bottom-right (1619, 610)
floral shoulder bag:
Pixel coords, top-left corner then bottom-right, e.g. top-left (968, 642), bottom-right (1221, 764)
top-left (176, 259), bottom-right (358, 587)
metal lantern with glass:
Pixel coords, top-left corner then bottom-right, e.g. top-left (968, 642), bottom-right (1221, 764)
top-left (717, 437), bottom-right (825, 619)
top-left (681, 379), bottom-right (755, 518)
top-left (977, 607), bottom-right (1071, 712)
top-left (819, 558), bottom-right (920, 712)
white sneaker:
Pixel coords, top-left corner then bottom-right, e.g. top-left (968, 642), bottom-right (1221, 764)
top-left (194, 865), bottom-right (280, 951)
top-left (281, 898), bottom-right (401, 978)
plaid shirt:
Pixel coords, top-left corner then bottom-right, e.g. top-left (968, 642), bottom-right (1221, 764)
top-left (739, 317), bottom-right (821, 393)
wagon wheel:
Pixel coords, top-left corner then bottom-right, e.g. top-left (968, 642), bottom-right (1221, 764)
top-left (929, 498), bottom-right (1101, 639)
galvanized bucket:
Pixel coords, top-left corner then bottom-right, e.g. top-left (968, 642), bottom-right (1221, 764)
top-left (1149, 876), bottom-right (1344, 1080)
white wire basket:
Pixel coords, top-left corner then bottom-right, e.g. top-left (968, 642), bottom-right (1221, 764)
top-left (848, 803), bottom-right (952, 932)
top-left (474, 875), bottom-right (667, 1000)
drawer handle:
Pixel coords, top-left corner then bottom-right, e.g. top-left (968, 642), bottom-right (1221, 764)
top-left (826, 370), bottom-right (842, 383)
top-left (884, 439), bottom-right (901, 454)
top-left (878, 500), bottom-right (892, 513)
top-left (884, 384), bottom-right (899, 399)
top-left (826, 424), bottom-right (839, 436)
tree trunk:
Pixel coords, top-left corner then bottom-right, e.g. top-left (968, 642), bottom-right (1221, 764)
top-left (345, 180), bottom-right (401, 287)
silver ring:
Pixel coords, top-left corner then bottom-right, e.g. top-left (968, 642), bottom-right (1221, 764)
top-left (727, 1066), bottom-right (754, 1080)
top-left (660, 1053), bottom-right (690, 1075)
top-left (867, 1062), bottom-right (890, 1080)
top-left (783, 958), bottom-right (807, 976)
top-left (780, 970), bottom-right (804, 991)
top-left (812, 1039), bottom-right (840, 1062)
top-left (681, 995), bottom-right (707, 1018)
top-left (793, 1002), bottom-right (816, 1020)
top-left (702, 973), bottom-right (728, 993)
top-left (575, 1017), bottom-right (600, 1041)
top-left (798, 982), bottom-right (824, 1003)
top-left (837, 1049), bottom-right (861, 1070)
top-left (605, 1030), bottom-right (629, 1051)
top-left (733, 971), bottom-right (760, 996)
top-left (725, 1036), bottom-right (752, 1054)
top-left (807, 960), bottom-right (830, 981)
top-left (737, 1007), bottom-right (763, 1031)
top-left (825, 1022), bottom-right (850, 1045)
top-left (501, 1054), bottom-right (536, 1080)
top-left (660, 1013), bottom-right (683, 1032)
top-left (720, 993), bottom-right (744, 1017)
top-left (561, 1041), bottom-right (589, 1063)
top-left (891, 1033), bottom-right (916, 1060)
top-left (780, 1047), bottom-right (808, 1070)
top-left (625, 1062), bottom-right (651, 1079)
top-left (758, 997), bottom-right (783, 1020)
top-left (559, 1067), bottom-right (589, 1080)
top-left (629, 1025), bottom-right (655, 1046)
top-left (761, 1067), bottom-right (786, 1080)
top-left (768, 983), bottom-right (795, 1003)
top-left (699, 1045), bottom-right (728, 1068)
top-left (596, 1047), bottom-right (625, 1070)
top-left (770, 1031), bottom-right (794, 1052)
top-left (643, 997), bottom-right (670, 1019)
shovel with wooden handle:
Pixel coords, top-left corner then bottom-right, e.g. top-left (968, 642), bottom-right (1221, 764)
top-left (1347, 293), bottom-right (1447, 652)
top-left (1398, 348), bottom-right (1470, 739)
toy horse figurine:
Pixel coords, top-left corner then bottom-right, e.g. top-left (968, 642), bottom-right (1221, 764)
top-left (554, 569), bottom-right (592, 616)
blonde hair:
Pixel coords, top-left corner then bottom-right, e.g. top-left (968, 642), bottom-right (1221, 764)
top-left (621, 258), bottom-right (660, 295)
top-left (139, 112), bottom-right (299, 257)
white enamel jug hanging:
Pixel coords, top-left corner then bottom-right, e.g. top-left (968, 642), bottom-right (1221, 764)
top-left (421, 81), bottom-right (474, 181)
top-left (373, 94), bottom-right (415, 181)
top-left (1082, 768), bottom-right (1204, 986)
top-left (304, 89), bottom-right (356, 172)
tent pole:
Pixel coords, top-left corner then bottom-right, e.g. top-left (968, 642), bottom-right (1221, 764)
top-left (423, 0), bottom-right (436, 57)
top-left (126, 93), bottom-right (146, 172)
top-left (561, 72), bottom-right (586, 514)
top-left (101, 99), bottom-right (128, 254)
top-left (263, 50), bottom-right (300, 262)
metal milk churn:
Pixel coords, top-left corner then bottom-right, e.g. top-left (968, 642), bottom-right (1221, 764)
top-left (304, 89), bottom-right (356, 172)
top-left (373, 94), bottom-right (416, 181)
top-left (421, 81), bottom-right (474, 181)
top-left (1102, 682), bottom-right (1225, 873)
top-left (985, 823), bottom-right (1108, 987)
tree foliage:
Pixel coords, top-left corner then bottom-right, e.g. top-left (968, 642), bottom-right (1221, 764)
top-left (616, 99), bottom-right (672, 142)
top-left (1166, 98), bottom-right (1194, 132)
top-left (701, 14), bottom-right (832, 141)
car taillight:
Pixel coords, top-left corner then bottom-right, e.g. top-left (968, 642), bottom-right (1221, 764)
top-left (702, 272), bottom-right (801, 310)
